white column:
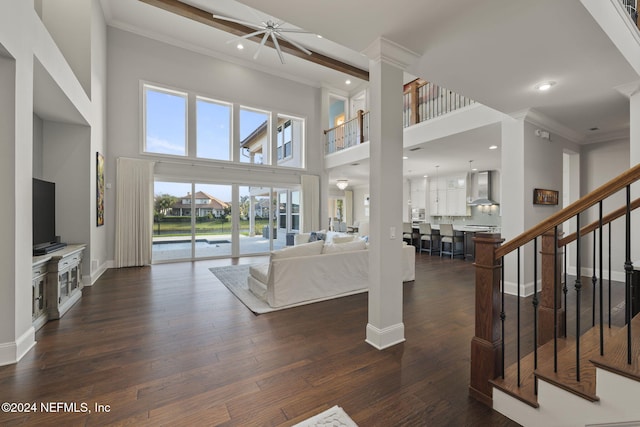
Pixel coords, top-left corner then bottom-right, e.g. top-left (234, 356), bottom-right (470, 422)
top-left (0, 49), bottom-right (35, 366)
top-left (629, 85), bottom-right (640, 166)
top-left (363, 38), bottom-right (418, 349)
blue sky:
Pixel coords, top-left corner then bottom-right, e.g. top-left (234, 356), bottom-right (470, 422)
top-left (147, 87), bottom-right (269, 201)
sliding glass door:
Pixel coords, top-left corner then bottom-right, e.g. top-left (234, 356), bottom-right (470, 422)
top-left (153, 180), bottom-right (294, 262)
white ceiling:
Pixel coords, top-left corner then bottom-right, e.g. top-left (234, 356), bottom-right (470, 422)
top-left (101, 0), bottom-right (639, 186)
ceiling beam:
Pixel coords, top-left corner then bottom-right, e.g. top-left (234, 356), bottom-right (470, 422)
top-left (138, 0), bottom-right (369, 81)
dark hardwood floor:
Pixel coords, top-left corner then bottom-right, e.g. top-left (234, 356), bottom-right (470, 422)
top-left (0, 253), bottom-right (521, 426)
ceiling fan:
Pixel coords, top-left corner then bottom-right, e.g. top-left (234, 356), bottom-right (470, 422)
top-left (212, 13), bottom-right (313, 64)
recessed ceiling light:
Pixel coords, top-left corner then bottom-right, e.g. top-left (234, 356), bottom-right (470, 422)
top-left (403, 156), bottom-right (409, 160)
top-left (489, 145), bottom-right (498, 150)
top-left (423, 175), bottom-right (428, 178)
top-left (345, 79), bottom-right (351, 85)
top-left (316, 34), bottom-right (323, 39)
top-left (535, 81), bottom-right (556, 91)
top-left (236, 43), bottom-right (244, 50)
top-left (472, 168), bottom-right (478, 171)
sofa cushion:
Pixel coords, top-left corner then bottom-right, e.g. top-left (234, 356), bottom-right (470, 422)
top-left (332, 235), bottom-right (356, 244)
top-left (249, 263), bottom-right (270, 284)
top-left (271, 239), bottom-right (324, 260)
top-left (322, 239), bottom-right (367, 254)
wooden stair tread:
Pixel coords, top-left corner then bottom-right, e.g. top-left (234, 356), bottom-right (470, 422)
top-left (492, 325), bottom-right (620, 407)
top-left (590, 315), bottom-right (640, 382)
top-left (490, 337), bottom-right (569, 408)
top-left (535, 326), bottom-right (619, 402)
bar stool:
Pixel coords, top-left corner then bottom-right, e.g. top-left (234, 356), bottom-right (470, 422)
top-left (439, 223), bottom-right (464, 258)
top-left (418, 223), bottom-right (440, 254)
top-left (402, 222), bottom-right (415, 248)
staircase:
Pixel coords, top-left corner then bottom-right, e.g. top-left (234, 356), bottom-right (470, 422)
top-left (469, 164), bottom-right (640, 426)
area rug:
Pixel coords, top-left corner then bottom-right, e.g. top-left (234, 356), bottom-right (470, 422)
top-left (209, 265), bottom-right (367, 315)
top-left (292, 405), bottom-right (358, 427)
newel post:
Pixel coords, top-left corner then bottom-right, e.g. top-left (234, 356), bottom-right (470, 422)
top-left (539, 230), bottom-right (565, 345)
top-left (469, 233), bottom-right (504, 407)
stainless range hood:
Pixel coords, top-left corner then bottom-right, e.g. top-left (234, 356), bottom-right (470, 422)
top-left (468, 171), bottom-right (498, 206)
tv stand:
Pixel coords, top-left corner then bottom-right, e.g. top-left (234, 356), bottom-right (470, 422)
top-left (33, 242), bottom-right (67, 256)
top-left (32, 244), bottom-right (85, 329)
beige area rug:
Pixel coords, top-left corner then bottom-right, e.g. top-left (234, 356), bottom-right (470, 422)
top-left (209, 265), bottom-right (366, 315)
top-left (292, 405), bottom-right (358, 427)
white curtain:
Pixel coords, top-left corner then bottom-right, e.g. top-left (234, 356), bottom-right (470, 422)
top-left (300, 174), bottom-right (320, 232)
top-left (115, 157), bottom-right (155, 267)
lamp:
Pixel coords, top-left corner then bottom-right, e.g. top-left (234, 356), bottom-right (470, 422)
top-left (336, 180), bottom-right (349, 190)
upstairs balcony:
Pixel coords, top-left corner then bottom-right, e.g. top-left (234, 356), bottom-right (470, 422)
top-left (324, 79), bottom-right (475, 155)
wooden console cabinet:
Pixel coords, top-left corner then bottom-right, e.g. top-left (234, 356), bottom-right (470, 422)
top-left (32, 244), bottom-right (85, 329)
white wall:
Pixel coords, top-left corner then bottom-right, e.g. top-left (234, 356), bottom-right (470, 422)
top-left (106, 28), bottom-right (323, 261)
top-left (577, 138), bottom-right (629, 280)
top-left (0, 0), bottom-right (106, 365)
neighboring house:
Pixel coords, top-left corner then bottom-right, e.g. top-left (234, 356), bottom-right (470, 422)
top-left (170, 191), bottom-right (229, 217)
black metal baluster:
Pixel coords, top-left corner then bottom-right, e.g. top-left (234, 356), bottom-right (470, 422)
top-left (564, 247), bottom-right (568, 335)
top-left (625, 185), bottom-right (633, 365)
top-left (517, 247), bottom-right (521, 387)
top-left (554, 226), bottom-right (559, 372)
top-left (575, 212), bottom-right (582, 382)
top-left (592, 229), bottom-right (597, 327)
top-left (533, 237), bottom-right (539, 395)
top-left (599, 201), bottom-right (604, 355)
top-left (608, 222), bottom-right (612, 329)
top-left (501, 256), bottom-right (505, 379)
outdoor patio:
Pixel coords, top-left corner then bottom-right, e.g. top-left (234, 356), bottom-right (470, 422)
top-left (152, 233), bottom-right (288, 262)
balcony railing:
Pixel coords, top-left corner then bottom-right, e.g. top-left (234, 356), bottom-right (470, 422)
top-left (324, 80), bottom-right (474, 155)
top-left (324, 110), bottom-right (369, 155)
top-left (404, 79), bottom-right (475, 127)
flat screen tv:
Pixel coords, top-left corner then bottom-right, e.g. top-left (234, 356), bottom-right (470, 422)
top-left (32, 178), bottom-right (57, 252)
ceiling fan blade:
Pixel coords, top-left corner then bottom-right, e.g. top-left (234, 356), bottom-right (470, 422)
top-left (253, 32), bottom-right (269, 60)
top-left (225, 29), bottom-right (267, 43)
top-left (276, 28), bottom-right (312, 34)
top-left (276, 32), bottom-right (312, 55)
top-left (212, 14), bottom-right (263, 30)
top-left (270, 33), bottom-right (285, 64)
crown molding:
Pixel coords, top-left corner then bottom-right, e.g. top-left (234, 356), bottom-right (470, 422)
top-left (362, 37), bottom-right (420, 70)
top-left (509, 108), bottom-right (585, 143)
top-left (615, 80), bottom-right (640, 98)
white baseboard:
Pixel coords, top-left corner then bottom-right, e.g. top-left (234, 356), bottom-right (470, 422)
top-left (503, 280), bottom-right (536, 297)
top-left (83, 260), bottom-right (113, 286)
top-left (0, 326), bottom-right (36, 367)
top-left (365, 322), bottom-right (405, 350)
top-left (565, 266), bottom-right (626, 283)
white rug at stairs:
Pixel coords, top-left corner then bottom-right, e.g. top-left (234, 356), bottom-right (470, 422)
top-left (293, 405), bottom-right (358, 427)
top-left (209, 265), bottom-right (367, 315)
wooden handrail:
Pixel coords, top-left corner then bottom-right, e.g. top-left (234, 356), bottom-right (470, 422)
top-left (495, 163), bottom-right (640, 259)
top-left (558, 197), bottom-right (640, 247)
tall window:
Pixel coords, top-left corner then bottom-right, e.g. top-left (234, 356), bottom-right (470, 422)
top-left (196, 97), bottom-right (231, 161)
top-left (240, 107), bottom-right (269, 164)
top-left (142, 83), bottom-right (305, 169)
top-left (276, 115), bottom-right (304, 168)
top-left (144, 85), bottom-right (187, 156)
top-left (277, 120), bottom-right (292, 161)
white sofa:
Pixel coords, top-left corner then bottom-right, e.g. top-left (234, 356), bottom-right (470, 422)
top-left (248, 238), bottom-right (415, 308)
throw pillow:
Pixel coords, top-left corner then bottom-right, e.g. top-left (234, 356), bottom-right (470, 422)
top-left (294, 233), bottom-right (311, 245)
